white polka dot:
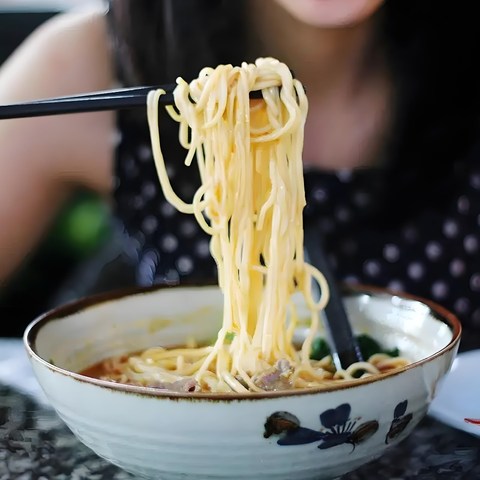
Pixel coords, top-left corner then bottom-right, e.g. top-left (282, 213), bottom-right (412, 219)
top-left (195, 239), bottom-right (210, 258)
top-left (123, 154), bottom-right (139, 178)
top-left (388, 280), bottom-right (405, 292)
top-left (137, 144), bottom-right (152, 162)
top-left (454, 297), bottom-right (470, 314)
top-left (133, 195), bottom-right (145, 210)
top-left (180, 220), bottom-right (198, 238)
top-left (442, 219), bottom-right (459, 239)
top-left (383, 244), bottom-right (400, 263)
top-left (352, 190), bottom-right (371, 208)
top-left (457, 195), bottom-right (470, 215)
top-left (337, 169), bottom-right (353, 182)
top-left (335, 206), bottom-right (352, 223)
top-left (470, 173), bottom-right (480, 190)
top-left (141, 215), bottom-right (158, 234)
top-left (312, 187), bottom-right (327, 203)
top-left (425, 241), bottom-right (443, 261)
top-left (464, 235), bottom-right (479, 254)
top-left (407, 262), bottom-right (425, 280)
top-left (432, 281), bottom-right (449, 300)
top-left (363, 260), bottom-right (381, 278)
top-left (177, 255), bottom-right (194, 274)
top-left (449, 259), bottom-right (466, 277)
top-left (112, 129), bottom-right (122, 147)
top-left (142, 181), bottom-right (157, 200)
top-left (470, 274), bottom-right (480, 292)
top-left (160, 201), bottom-right (176, 218)
top-left (166, 165), bottom-right (176, 178)
top-left (161, 234), bottom-right (178, 253)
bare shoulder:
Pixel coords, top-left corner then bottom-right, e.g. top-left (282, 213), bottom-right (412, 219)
top-left (0, 7), bottom-right (117, 281)
top-left (2, 5), bottom-right (112, 99)
top-left (0, 5), bottom-right (115, 194)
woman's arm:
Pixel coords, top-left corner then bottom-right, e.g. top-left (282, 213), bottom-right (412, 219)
top-left (0, 6), bottom-right (115, 283)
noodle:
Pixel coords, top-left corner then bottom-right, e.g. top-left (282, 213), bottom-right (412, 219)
top-left (88, 58), bottom-right (408, 393)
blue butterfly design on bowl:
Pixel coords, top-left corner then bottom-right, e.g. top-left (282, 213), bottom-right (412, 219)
top-left (264, 403), bottom-right (378, 451)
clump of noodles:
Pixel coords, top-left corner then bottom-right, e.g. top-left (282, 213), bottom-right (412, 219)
top-left (143, 58), bottom-right (330, 393)
top-left (101, 58), bottom-right (406, 393)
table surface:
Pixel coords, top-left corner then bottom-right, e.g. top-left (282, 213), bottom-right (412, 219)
top-left (1, 338), bottom-right (480, 480)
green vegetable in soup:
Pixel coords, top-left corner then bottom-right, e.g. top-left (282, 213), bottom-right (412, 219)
top-left (355, 334), bottom-right (399, 359)
top-left (225, 331), bottom-right (236, 343)
top-left (310, 337), bottom-right (331, 361)
top-left (310, 333), bottom-right (399, 362)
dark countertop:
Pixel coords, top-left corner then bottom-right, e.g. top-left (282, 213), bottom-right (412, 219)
top-left (1, 339), bottom-right (479, 479)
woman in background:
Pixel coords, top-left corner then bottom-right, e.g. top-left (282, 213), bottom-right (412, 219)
top-left (0, 0), bottom-right (480, 339)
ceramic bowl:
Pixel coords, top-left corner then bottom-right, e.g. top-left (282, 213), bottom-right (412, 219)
top-left (24, 285), bottom-right (461, 480)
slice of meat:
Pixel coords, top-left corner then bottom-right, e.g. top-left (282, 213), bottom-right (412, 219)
top-left (253, 360), bottom-right (293, 391)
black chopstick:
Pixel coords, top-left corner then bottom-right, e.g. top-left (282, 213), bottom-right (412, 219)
top-left (304, 219), bottom-right (364, 370)
top-left (0, 85), bottom-right (171, 120)
top-left (0, 84), bottom-right (264, 120)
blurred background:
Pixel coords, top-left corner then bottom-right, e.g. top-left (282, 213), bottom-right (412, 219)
top-left (0, 0), bottom-right (120, 336)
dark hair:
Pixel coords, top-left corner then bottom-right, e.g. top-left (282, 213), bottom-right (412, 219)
top-left (380, 1), bottom-right (480, 222)
top-left (108, 0), bottom-right (247, 85)
top-left (108, 0), bottom-right (480, 222)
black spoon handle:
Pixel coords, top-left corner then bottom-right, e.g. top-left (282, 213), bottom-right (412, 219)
top-left (304, 223), bottom-right (364, 370)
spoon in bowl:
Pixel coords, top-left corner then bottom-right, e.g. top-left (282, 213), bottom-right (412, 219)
top-left (304, 218), bottom-right (364, 370)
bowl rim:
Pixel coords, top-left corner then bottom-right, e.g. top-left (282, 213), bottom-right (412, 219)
top-left (23, 283), bottom-right (462, 401)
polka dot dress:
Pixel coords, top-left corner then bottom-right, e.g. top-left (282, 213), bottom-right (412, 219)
top-left (113, 112), bottom-right (480, 333)
top-left (114, 113), bottom-right (217, 286)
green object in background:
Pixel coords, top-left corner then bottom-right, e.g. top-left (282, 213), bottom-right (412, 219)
top-left (51, 192), bottom-right (111, 259)
top-left (0, 191), bottom-right (113, 336)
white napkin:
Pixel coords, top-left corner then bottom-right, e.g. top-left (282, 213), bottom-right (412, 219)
top-left (0, 338), bottom-right (48, 404)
